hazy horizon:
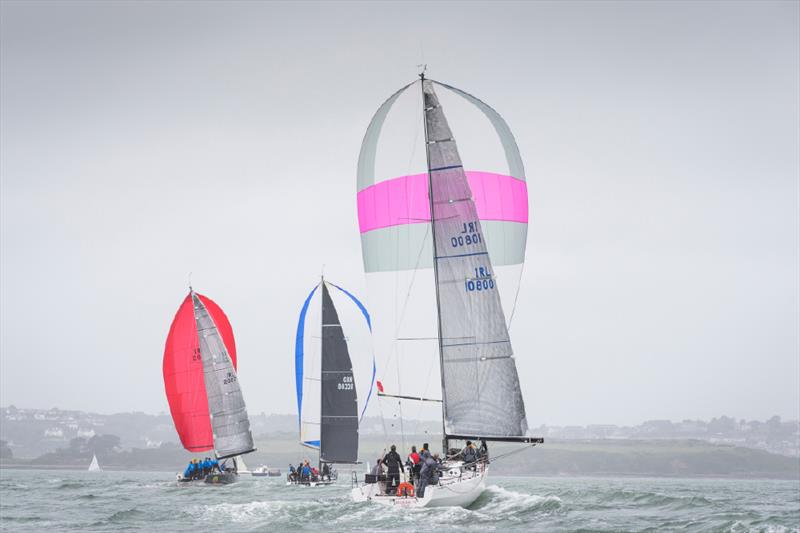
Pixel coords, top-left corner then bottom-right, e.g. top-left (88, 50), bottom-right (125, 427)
top-left (2, 403), bottom-right (798, 427)
top-left (1, 1), bottom-right (798, 427)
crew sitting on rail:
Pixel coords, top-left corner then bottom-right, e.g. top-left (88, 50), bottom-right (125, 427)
top-left (478, 439), bottom-right (489, 461)
top-left (301, 460), bottom-right (312, 481)
top-left (462, 441), bottom-right (479, 469)
top-left (182, 459), bottom-right (199, 480)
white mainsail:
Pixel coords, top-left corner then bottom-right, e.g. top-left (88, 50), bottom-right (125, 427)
top-left (236, 454), bottom-right (251, 474)
top-left (88, 454), bottom-right (101, 472)
top-left (422, 79), bottom-right (528, 440)
top-left (192, 292), bottom-right (255, 459)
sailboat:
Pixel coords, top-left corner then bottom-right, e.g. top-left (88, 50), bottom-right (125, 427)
top-left (292, 277), bottom-right (374, 486)
top-left (88, 454), bottom-right (101, 472)
top-left (163, 288), bottom-right (255, 485)
top-left (350, 72), bottom-right (542, 508)
top-left (236, 454), bottom-right (252, 475)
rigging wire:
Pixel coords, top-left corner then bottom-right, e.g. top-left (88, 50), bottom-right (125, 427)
top-left (505, 265), bottom-right (525, 332)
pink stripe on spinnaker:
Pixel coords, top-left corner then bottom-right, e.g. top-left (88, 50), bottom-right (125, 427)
top-left (357, 171), bottom-right (528, 234)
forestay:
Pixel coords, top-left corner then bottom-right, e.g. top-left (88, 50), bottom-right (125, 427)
top-left (192, 293), bottom-right (254, 459)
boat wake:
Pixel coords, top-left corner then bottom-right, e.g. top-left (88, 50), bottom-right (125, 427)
top-left (473, 485), bottom-right (563, 516)
top-left (187, 486), bottom-right (562, 531)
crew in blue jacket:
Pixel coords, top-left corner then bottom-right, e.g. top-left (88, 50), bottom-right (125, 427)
top-left (183, 460), bottom-right (195, 479)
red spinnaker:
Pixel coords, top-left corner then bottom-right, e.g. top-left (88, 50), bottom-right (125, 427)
top-left (163, 292), bottom-right (237, 452)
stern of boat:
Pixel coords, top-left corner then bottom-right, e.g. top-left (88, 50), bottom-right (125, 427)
top-left (350, 461), bottom-right (488, 508)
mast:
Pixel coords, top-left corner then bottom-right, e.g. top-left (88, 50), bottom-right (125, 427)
top-left (420, 72), bottom-right (449, 455)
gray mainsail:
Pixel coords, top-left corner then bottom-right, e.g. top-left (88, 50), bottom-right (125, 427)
top-left (422, 79), bottom-right (529, 439)
top-left (192, 292), bottom-right (255, 459)
top-left (319, 282), bottom-right (359, 463)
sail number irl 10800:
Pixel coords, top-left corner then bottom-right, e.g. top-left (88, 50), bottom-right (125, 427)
top-left (338, 375), bottom-right (354, 391)
top-left (451, 221), bottom-right (482, 248)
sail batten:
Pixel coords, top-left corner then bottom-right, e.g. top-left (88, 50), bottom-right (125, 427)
top-left (422, 80), bottom-right (529, 439)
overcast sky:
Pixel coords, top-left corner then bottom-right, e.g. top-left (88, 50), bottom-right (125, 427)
top-left (1, 1), bottom-right (798, 426)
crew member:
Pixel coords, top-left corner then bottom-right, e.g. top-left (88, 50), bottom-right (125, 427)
top-left (183, 460), bottom-right (195, 480)
top-left (462, 440), bottom-right (478, 469)
top-left (382, 444), bottom-right (405, 495)
top-left (416, 450), bottom-right (439, 498)
top-left (406, 445), bottom-right (421, 482)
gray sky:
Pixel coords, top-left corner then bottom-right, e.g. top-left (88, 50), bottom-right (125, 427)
top-left (1, 0), bottom-right (798, 426)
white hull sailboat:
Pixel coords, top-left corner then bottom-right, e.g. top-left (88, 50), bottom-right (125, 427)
top-left (351, 462), bottom-right (487, 508)
top-left (350, 72), bottom-right (542, 508)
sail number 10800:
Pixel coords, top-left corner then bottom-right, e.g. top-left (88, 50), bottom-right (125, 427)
top-left (337, 376), bottom-right (354, 391)
top-left (465, 266), bottom-right (496, 292)
top-left (451, 221), bottom-right (482, 248)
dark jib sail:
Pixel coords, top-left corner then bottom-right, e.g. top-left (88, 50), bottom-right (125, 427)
top-left (319, 283), bottom-right (359, 463)
top-left (423, 79), bottom-right (529, 439)
top-left (192, 292), bottom-right (255, 459)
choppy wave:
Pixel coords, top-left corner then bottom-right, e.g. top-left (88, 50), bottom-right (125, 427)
top-left (0, 470), bottom-right (797, 532)
top-left (107, 508), bottom-right (147, 523)
top-left (476, 485), bottom-right (563, 515)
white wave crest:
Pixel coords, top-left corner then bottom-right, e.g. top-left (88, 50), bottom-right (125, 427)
top-left (481, 485), bottom-right (563, 515)
top-left (196, 500), bottom-right (285, 524)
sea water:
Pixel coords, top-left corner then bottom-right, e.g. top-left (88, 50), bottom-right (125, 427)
top-left (1, 469), bottom-right (798, 531)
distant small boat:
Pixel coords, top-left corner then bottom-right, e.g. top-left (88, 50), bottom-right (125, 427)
top-left (88, 454), bottom-right (101, 472)
top-left (252, 465), bottom-right (281, 477)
